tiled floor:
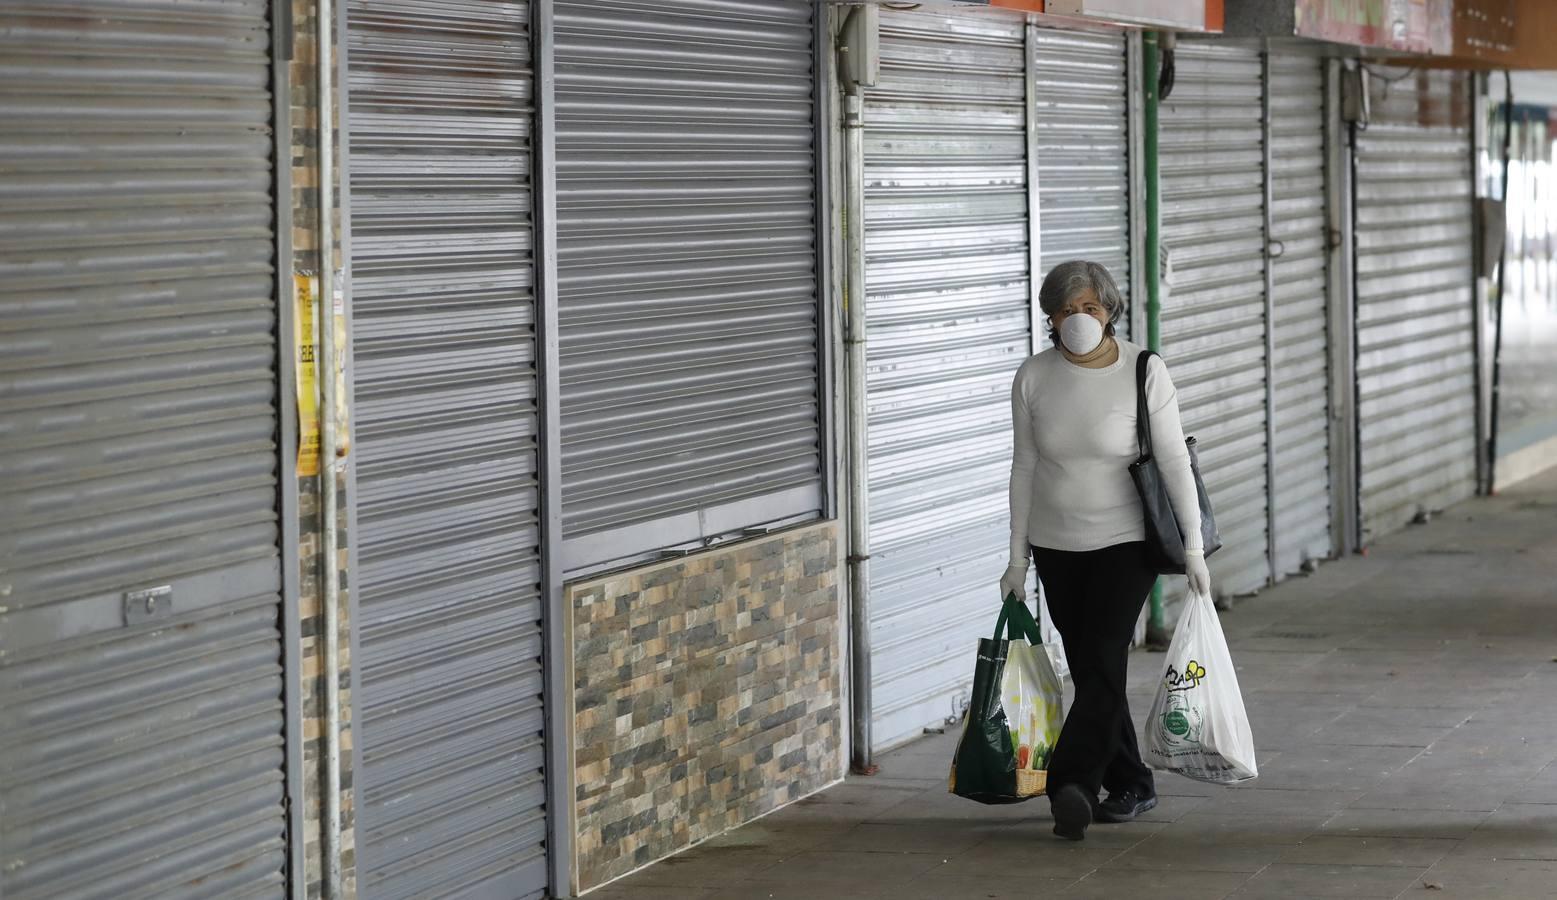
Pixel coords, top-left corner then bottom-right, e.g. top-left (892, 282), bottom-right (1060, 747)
top-left (591, 469), bottom-right (1557, 899)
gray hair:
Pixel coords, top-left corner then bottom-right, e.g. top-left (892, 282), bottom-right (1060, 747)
top-left (1038, 260), bottom-right (1125, 343)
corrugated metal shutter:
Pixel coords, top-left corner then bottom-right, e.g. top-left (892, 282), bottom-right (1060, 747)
top-left (1159, 43), bottom-right (1270, 601)
top-left (344, 3), bottom-right (548, 898)
top-left (1031, 25), bottom-right (1131, 662)
top-left (1267, 51), bottom-right (1332, 576)
top-left (554, 0), bottom-right (823, 573)
top-left (1354, 68), bottom-right (1476, 541)
top-left (863, 10), bottom-right (1032, 751)
top-left (0, 3), bottom-right (289, 899)
top-left (1032, 27), bottom-right (1131, 322)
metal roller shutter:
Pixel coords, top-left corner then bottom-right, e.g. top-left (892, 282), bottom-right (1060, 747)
top-left (863, 10), bottom-right (1031, 751)
top-left (1032, 27), bottom-right (1131, 324)
top-left (1267, 50), bottom-right (1332, 576)
top-left (1354, 68), bottom-right (1476, 541)
top-left (1159, 43), bottom-right (1270, 601)
top-left (344, 2), bottom-right (548, 897)
top-left (554, 0), bottom-right (823, 573)
top-left (0, 2), bottom-right (289, 898)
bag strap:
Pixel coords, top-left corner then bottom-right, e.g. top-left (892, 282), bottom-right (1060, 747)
top-left (994, 596), bottom-right (1016, 642)
top-left (995, 594), bottom-right (1043, 644)
top-left (1135, 350), bottom-right (1155, 461)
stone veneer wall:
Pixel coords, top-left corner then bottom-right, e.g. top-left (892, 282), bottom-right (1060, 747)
top-left (568, 522), bottom-right (844, 892)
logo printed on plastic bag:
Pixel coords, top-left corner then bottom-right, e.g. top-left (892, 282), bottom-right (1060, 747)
top-left (1163, 659), bottom-right (1206, 692)
top-left (1158, 692), bottom-right (1204, 748)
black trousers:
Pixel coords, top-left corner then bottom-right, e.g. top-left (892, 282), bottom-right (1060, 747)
top-left (1032, 541), bottom-right (1158, 801)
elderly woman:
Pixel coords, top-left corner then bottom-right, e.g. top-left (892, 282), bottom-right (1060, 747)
top-left (999, 260), bottom-right (1211, 841)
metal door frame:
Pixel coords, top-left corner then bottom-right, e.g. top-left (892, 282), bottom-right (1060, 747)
top-left (334, 0), bottom-right (367, 890)
top-left (270, 0), bottom-right (306, 894)
top-left (1260, 44), bottom-right (1280, 585)
top-left (1127, 30), bottom-right (1148, 343)
top-left (533, 1), bottom-right (574, 895)
top-left (1470, 71), bottom-right (1491, 495)
top-left (1024, 21), bottom-right (1045, 354)
top-left (1323, 58), bottom-right (1360, 556)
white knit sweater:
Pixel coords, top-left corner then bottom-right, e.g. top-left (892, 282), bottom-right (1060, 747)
top-left (1008, 339), bottom-right (1203, 566)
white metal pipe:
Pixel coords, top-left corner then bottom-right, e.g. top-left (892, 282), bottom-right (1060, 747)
top-left (315, 0), bottom-right (344, 894)
top-left (843, 86), bottom-right (874, 772)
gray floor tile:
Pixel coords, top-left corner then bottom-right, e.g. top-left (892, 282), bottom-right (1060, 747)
top-left (861, 872), bottom-right (1080, 899)
top-left (1201, 787), bottom-right (1367, 815)
top-left (742, 849), bottom-right (943, 888)
top-left (1109, 834), bottom-right (1286, 873)
top-left (1277, 834), bottom-right (1459, 868)
top-left (585, 884), bottom-right (714, 900)
top-left (1413, 857), bottom-right (1557, 899)
top-left (1165, 809), bottom-right (1332, 843)
top-left (1245, 744), bottom-right (1423, 791)
top-left (931, 837), bottom-right (1121, 881)
top-left (1133, 793), bottom-right (1214, 822)
top-left (1450, 802), bottom-right (1557, 861)
top-left (1351, 779), bottom-right (1526, 812)
top-left (1061, 867), bottom-right (1253, 899)
top-left (1230, 862), bottom-right (1427, 898)
top-left (697, 822), bottom-right (856, 853)
top-left (829, 821), bottom-right (987, 855)
top-left (614, 846), bottom-right (792, 888)
top-left (1318, 807), bottom-right (1489, 840)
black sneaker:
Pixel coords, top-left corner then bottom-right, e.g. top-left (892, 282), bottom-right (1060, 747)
top-left (1050, 784), bottom-right (1093, 841)
top-left (1096, 789), bottom-right (1157, 823)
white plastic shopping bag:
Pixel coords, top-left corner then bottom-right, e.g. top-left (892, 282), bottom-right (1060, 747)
top-left (1144, 589), bottom-right (1258, 783)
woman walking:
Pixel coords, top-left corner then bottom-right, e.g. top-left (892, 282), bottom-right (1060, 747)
top-left (998, 260), bottom-right (1211, 841)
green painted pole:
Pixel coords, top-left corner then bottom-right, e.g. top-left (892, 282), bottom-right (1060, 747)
top-left (1144, 32), bottom-right (1168, 646)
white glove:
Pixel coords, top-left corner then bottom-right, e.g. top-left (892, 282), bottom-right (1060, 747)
top-left (999, 564), bottom-right (1028, 603)
top-left (1185, 550), bottom-right (1212, 598)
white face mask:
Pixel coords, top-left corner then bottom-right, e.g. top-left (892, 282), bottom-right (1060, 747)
top-left (1059, 313), bottom-right (1104, 355)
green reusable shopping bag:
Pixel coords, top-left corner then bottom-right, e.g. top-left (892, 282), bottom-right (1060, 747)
top-left (948, 595), bottom-right (1065, 804)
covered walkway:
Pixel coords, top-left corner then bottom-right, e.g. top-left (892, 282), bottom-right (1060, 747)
top-left (594, 469), bottom-right (1557, 899)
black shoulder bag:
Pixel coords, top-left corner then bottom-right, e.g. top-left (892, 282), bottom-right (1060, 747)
top-left (1128, 350), bottom-right (1222, 575)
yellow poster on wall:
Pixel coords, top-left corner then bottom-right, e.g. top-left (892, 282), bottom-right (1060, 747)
top-left (296, 272), bottom-right (321, 477)
top-left (295, 271), bottom-right (351, 478)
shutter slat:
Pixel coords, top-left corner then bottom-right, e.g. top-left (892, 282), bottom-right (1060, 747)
top-left (1161, 43), bottom-right (1271, 604)
top-left (1033, 27), bottom-right (1131, 321)
top-left (556, 0), bottom-right (822, 572)
top-left (345, 1), bottom-right (548, 897)
top-left (1268, 51), bottom-right (1333, 577)
top-left (0, 4), bottom-right (287, 897)
top-left (863, 10), bottom-right (1034, 752)
top-left (1354, 68), bottom-right (1476, 540)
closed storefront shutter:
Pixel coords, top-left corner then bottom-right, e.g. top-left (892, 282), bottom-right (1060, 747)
top-left (1354, 68), bottom-right (1476, 541)
top-left (1267, 51), bottom-right (1333, 575)
top-left (863, 10), bottom-right (1032, 751)
top-left (555, 0), bottom-right (823, 574)
top-left (1032, 27), bottom-right (1132, 325)
top-left (0, 2), bottom-right (290, 898)
top-left (1159, 43), bottom-right (1271, 600)
top-left (344, 2), bottom-right (548, 897)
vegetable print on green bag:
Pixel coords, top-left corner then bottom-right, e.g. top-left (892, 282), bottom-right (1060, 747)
top-left (949, 595), bottom-right (1066, 804)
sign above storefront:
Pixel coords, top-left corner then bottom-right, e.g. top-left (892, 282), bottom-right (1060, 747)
top-left (895, 0), bottom-right (1225, 32)
top-left (1294, 0), bottom-right (1455, 54)
top-left (1044, 0), bottom-right (1222, 30)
